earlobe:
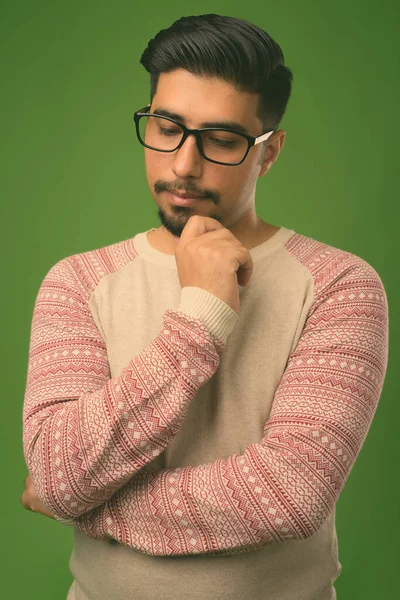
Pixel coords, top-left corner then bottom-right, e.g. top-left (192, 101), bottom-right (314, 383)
top-left (258, 160), bottom-right (272, 177)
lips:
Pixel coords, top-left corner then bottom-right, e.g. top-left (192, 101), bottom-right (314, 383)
top-left (170, 191), bottom-right (205, 199)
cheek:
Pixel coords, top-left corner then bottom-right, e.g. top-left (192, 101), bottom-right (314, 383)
top-left (144, 152), bottom-right (161, 181)
top-left (234, 166), bottom-right (259, 201)
top-left (223, 164), bottom-right (252, 193)
top-left (144, 151), bottom-right (172, 179)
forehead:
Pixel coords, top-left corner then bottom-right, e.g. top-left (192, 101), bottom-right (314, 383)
top-left (153, 69), bottom-right (262, 131)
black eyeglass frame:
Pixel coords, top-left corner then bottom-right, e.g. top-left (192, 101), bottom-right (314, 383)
top-left (133, 105), bottom-right (276, 166)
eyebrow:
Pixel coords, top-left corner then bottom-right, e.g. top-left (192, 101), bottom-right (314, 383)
top-left (152, 107), bottom-right (250, 135)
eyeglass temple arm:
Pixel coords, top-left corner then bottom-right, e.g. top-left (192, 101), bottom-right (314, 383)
top-left (254, 130), bottom-right (275, 146)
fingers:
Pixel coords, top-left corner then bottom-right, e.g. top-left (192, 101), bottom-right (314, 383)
top-left (21, 488), bottom-right (33, 512)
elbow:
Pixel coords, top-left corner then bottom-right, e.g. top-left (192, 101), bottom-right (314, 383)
top-left (23, 422), bottom-right (84, 521)
top-left (263, 496), bottom-right (335, 543)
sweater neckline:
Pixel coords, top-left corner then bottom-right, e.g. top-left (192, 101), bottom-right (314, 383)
top-left (133, 225), bottom-right (296, 269)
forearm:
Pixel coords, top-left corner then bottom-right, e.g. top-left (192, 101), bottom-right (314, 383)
top-left (23, 257), bottom-right (231, 522)
top-left (66, 260), bottom-right (389, 556)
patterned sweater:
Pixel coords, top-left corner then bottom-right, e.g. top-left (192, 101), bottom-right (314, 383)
top-left (22, 225), bottom-right (389, 600)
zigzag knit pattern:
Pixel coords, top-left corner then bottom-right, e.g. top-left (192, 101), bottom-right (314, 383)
top-left (22, 233), bottom-right (389, 556)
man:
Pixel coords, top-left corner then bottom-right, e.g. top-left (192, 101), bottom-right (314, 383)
top-left (22, 14), bottom-right (388, 600)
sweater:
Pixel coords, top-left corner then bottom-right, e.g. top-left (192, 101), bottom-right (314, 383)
top-left (22, 224), bottom-right (389, 600)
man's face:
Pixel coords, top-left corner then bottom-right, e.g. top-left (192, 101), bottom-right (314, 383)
top-left (143, 69), bottom-right (285, 241)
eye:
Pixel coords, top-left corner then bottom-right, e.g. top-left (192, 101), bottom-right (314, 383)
top-left (212, 139), bottom-right (236, 147)
top-left (159, 127), bottom-right (181, 136)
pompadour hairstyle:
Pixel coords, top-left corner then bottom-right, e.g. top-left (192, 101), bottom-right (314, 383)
top-left (140, 13), bottom-right (293, 138)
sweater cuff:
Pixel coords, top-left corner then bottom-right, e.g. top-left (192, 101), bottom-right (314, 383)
top-left (177, 286), bottom-right (239, 348)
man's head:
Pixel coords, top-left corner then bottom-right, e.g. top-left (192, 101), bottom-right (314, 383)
top-left (138, 14), bottom-right (293, 244)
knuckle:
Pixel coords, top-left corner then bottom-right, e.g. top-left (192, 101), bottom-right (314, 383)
top-left (21, 495), bottom-right (30, 511)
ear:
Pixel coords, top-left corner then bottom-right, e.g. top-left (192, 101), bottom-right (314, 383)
top-left (258, 130), bottom-right (286, 177)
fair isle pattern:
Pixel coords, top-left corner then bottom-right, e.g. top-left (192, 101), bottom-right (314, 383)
top-left (23, 235), bottom-right (139, 519)
top-left (23, 233), bottom-right (389, 557)
top-left (23, 236), bottom-right (225, 524)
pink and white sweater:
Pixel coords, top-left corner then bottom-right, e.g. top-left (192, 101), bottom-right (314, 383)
top-left (22, 225), bottom-right (389, 600)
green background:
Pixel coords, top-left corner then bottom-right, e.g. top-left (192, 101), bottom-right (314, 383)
top-left (1, 1), bottom-right (398, 598)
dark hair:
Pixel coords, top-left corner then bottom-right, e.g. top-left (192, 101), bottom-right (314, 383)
top-left (140, 13), bottom-right (293, 145)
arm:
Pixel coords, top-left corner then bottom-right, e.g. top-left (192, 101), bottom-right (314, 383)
top-left (67, 258), bottom-right (389, 556)
top-left (22, 255), bottom-right (237, 523)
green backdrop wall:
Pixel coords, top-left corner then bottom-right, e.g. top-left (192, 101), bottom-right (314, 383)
top-left (1, 1), bottom-right (398, 598)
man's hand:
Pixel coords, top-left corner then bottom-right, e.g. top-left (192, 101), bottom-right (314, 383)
top-left (21, 474), bottom-right (57, 520)
top-left (173, 215), bottom-right (253, 314)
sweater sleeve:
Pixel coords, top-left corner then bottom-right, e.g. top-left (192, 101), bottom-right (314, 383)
top-left (66, 258), bottom-right (389, 556)
top-left (22, 256), bottom-right (238, 523)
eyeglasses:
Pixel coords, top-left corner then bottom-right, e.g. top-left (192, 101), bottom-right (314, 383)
top-left (133, 106), bottom-right (276, 166)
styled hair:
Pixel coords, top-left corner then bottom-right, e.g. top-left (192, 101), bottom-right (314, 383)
top-left (140, 13), bottom-right (293, 144)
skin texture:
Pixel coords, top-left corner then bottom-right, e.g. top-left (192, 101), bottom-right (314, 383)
top-left (21, 68), bottom-right (286, 519)
top-left (144, 69), bottom-right (286, 254)
top-left (21, 474), bottom-right (56, 520)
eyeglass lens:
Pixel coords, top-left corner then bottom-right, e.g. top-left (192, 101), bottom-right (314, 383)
top-left (138, 116), bottom-right (248, 164)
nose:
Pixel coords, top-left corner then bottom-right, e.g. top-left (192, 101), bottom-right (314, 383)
top-left (172, 133), bottom-right (204, 178)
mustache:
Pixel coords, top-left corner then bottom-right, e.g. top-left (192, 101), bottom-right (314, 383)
top-left (154, 181), bottom-right (214, 200)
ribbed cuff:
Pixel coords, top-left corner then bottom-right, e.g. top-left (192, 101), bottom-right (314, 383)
top-left (177, 286), bottom-right (239, 348)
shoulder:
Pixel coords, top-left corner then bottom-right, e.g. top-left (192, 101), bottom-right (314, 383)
top-left (37, 236), bottom-right (139, 302)
top-left (283, 230), bottom-right (387, 300)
